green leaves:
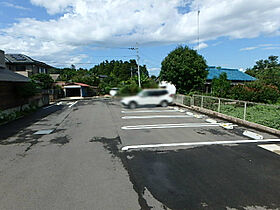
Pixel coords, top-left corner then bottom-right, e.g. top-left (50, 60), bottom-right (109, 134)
top-left (160, 45), bottom-right (207, 94)
top-left (30, 73), bottom-right (54, 89)
top-left (211, 72), bottom-right (231, 98)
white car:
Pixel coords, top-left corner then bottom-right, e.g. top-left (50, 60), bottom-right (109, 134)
top-left (121, 89), bottom-right (174, 109)
top-left (109, 88), bottom-right (119, 96)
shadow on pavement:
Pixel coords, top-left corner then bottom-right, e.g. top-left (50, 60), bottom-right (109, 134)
top-left (0, 105), bottom-right (64, 141)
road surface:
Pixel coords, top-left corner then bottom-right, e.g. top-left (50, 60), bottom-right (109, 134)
top-left (0, 98), bottom-right (280, 210)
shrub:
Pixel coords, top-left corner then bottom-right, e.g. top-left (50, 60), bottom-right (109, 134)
top-left (230, 82), bottom-right (280, 103)
top-left (118, 81), bottom-right (141, 96)
top-left (16, 81), bottom-right (41, 98)
top-left (142, 79), bottom-right (158, 89)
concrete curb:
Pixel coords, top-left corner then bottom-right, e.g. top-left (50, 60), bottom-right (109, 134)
top-left (174, 102), bottom-right (280, 136)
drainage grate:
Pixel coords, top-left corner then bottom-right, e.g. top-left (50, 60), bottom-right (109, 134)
top-left (34, 129), bottom-right (54, 135)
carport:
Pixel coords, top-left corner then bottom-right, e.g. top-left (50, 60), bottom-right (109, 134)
top-left (64, 82), bottom-right (90, 97)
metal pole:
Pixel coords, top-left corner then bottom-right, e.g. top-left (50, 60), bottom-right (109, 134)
top-left (243, 102), bottom-right (247, 120)
top-left (197, 10), bottom-right (200, 51)
top-left (136, 43), bottom-right (141, 88)
top-left (218, 99), bottom-right (221, 113)
top-left (201, 95), bottom-right (203, 108)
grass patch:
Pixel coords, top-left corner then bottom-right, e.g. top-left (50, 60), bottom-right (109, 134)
top-left (220, 104), bottom-right (280, 130)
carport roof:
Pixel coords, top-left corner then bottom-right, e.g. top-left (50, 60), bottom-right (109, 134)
top-left (64, 82), bottom-right (90, 87)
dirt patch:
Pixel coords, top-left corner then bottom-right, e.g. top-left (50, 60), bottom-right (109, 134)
top-left (50, 136), bottom-right (70, 145)
top-left (204, 128), bottom-right (230, 136)
top-left (194, 129), bottom-right (206, 135)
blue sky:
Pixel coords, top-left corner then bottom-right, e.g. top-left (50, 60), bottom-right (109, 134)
top-left (0, 0), bottom-right (279, 76)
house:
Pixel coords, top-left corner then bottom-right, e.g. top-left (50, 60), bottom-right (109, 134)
top-left (5, 53), bottom-right (53, 78)
top-left (205, 66), bottom-right (256, 93)
top-left (63, 82), bottom-right (97, 97)
top-left (0, 50), bottom-right (31, 110)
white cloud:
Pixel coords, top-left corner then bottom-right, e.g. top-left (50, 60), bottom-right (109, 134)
top-left (240, 46), bottom-right (258, 51)
top-left (1, 2), bottom-right (30, 10)
top-left (240, 43), bottom-right (280, 51)
top-left (0, 0), bottom-right (280, 64)
top-left (194, 42), bottom-right (208, 50)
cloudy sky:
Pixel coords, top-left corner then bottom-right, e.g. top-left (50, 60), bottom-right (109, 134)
top-left (0, 0), bottom-right (280, 75)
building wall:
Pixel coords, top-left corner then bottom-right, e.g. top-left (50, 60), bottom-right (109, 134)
top-left (0, 81), bottom-right (49, 111)
top-left (6, 64), bottom-right (49, 77)
top-left (0, 82), bottom-right (25, 110)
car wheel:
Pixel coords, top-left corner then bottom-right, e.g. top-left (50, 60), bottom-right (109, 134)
top-left (160, 100), bottom-right (168, 107)
top-left (129, 101), bottom-right (137, 109)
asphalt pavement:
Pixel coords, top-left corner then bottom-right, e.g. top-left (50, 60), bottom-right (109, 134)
top-left (0, 98), bottom-right (280, 210)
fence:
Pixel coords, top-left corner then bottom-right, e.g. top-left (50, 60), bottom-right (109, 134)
top-left (174, 94), bottom-right (280, 130)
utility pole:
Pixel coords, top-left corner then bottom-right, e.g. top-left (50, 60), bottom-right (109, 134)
top-left (197, 9), bottom-right (200, 51)
top-left (129, 43), bottom-right (141, 88)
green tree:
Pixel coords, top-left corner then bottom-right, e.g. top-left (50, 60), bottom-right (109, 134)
top-left (246, 55), bottom-right (280, 90)
top-left (246, 55), bottom-right (279, 76)
top-left (159, 46), bottom-right (207, 93)
top-left (30, 73), bottom-right (54, 89)
top-left (211, 72), bottom-right (231, 98)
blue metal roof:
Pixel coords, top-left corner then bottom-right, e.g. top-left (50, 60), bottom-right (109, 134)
top-left (206, 66), bottom-right (256, 81)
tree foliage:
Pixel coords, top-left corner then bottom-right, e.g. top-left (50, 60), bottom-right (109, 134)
top-left (159, 46), bottom-right (207, 93)
top-left (246, 55), bottom-right (280, 90)
top-left (211, 72), bottom-right (231, 98)
top-left (30, 73), bottom-right (54, 89)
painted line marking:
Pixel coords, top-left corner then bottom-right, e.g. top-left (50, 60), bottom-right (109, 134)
top-left (258, 144), bottom-right (280, 155)
top-left (121, 138), bottom-right (280, 151)
top-left (121, 123), bottom-right (220, 130)
top-left (122, 115), bottom-right (193, 119)
top-left (43, 104), bottom-right (56, 109)
top-left (69, 101), bottom-right (78, 108)
top-left (122, 110), bottom-right (179, 113)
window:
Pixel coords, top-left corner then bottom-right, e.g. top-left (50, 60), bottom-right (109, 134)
top-left (16, 66), bottom-right (26, 71)
top-left (146, 90), bottom-right (168, 96)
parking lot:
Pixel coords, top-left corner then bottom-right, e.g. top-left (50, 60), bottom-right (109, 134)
top-left (1, 98), bottom-right (280, 209)
top-left (111, 100), bottom-right (280, 209)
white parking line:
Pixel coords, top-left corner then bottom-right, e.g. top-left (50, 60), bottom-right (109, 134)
top-left (121, 138), bottom-right (280, 151)
top-left (122, 115), bottom-right (193, 119)
top-left (122, 110), bottom-right (179, 113)
top-left (258, 144), bottom-right (280, 155)
top-left (69, 101), bottom-right (78, 108)
top-left (121, 123), bottom-right (220, 130)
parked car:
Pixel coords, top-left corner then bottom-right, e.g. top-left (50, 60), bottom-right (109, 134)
top-left (121, 89), bottom-right (174, 109)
